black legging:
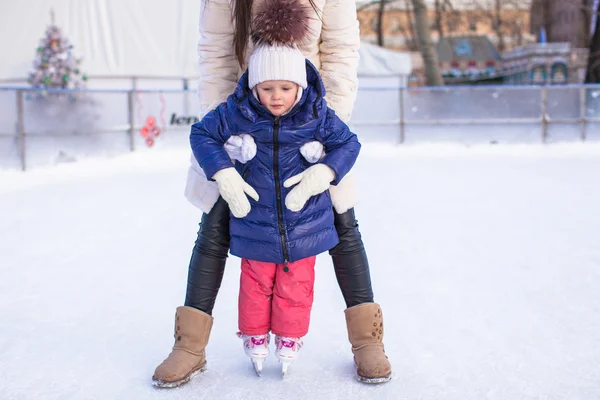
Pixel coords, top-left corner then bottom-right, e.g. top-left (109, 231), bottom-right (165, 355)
top-left (184, 197), bottom-right (374, 314)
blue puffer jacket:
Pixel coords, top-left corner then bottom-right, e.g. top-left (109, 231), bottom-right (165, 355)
top-left (190, 60), bottom-right (360, 264)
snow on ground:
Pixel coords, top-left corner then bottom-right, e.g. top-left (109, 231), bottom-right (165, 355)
top-left (1, 142), bottom-right (600, 400)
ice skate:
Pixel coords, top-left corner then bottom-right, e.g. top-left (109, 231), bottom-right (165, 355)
top-left (237, 332), bottom-right (270, 376)
top-left (275, 336), bottom-right (303, 378)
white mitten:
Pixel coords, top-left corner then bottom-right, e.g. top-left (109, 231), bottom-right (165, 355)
top-left (224, 134), bottom-right (257, 164)
top-left (212, 167), bottom-right (259, 218)
top-left (300, 141), bottom-right (325, 163)
top-left (283, 164), bottom-right (335, 212)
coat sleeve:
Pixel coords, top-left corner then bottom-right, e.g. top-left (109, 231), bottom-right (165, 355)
top-left (190, 103), bottom-right (235, 180)
top-left (197, 0), bottom-right (240, 117)
top-left (318, 0), bottom-right (360, 124)
top-left (316, 108), bottom-right (361, 185)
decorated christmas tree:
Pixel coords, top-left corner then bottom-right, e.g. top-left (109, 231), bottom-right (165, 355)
top-left (27, 10), bottom-right (87, 89)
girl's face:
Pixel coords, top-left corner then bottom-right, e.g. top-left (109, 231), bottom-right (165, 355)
top-left (256, 80), bottom-right (299, 116)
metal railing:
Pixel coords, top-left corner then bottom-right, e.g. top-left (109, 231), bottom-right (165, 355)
top-left (350, 83), bottom-right (600, 144)
top-left (1, 84), bottom-right (600, 171)
top-left (0, 75), bottom-right (200, 90)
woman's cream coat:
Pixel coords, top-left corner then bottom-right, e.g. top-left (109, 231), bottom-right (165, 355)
top-left (185, 0), bottom-right (360, 214)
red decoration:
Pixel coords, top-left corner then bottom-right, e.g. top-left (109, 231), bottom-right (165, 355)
top-left (139, 114), bottom-right (162, 147)
top-left (135, 92), bottom-right (168, 148)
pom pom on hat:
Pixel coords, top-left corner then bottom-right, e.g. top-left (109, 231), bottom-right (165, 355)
top-left (252, 0), bottom-right (312, 47)
top-left (248, 0), bottom-right (313, 89)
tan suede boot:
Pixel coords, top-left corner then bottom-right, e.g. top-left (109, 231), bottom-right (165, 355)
top-left (344, 302), bottom-right (392, 383)
top-left (152, 306), bottom-right (213, 388)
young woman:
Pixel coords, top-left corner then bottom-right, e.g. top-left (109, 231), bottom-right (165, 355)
top-left (152, 0), bottom-right (391, 387)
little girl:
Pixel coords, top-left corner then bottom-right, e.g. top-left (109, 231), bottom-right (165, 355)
top-left (189, 0), bottom-right (360, 377)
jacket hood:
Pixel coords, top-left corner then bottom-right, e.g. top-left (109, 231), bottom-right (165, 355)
top-left (229, 59), bottom-right (327, 124)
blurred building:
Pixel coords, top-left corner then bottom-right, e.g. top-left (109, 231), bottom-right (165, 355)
top-left (436, 35), bottom-right (503, 84)
top-left (525, 0), bottom-right (593, 84)
top-left (501, 43), bottom-right (589, 84)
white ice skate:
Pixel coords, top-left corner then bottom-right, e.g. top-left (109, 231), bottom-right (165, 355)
top-left (237, 332), bottom-right (270, 376)
top-left (274, 336), bottom-right (303, 378)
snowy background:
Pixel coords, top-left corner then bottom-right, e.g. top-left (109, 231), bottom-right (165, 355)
top-left (2, 141), bottom-right (600, 400)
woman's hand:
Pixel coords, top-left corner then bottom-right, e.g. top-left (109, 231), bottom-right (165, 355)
top-left (224, 134), bottom-right (257, 164)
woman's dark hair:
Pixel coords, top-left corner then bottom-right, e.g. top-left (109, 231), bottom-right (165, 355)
top-left (232, 0), bottom-right (321, 67)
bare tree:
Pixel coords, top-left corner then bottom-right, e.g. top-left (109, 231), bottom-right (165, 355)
top-left (531, 0), bottom-right (593, 48)
top-left (385, 1), bottom-right (420, 51)
top-left (445, 7), bottom-right (462, 34)
top-left (506, 17), bottom-right (525, 47)
top-left (433, 0), bottom-right (456, 38)
top-left (585, 0), bottom-right (600, 82)
top-left (377, 0), bottom-right (386, 46)
top-left (357, 0), bottom-right (379, 12)
top-left (468, 0), bottom-right (506, 51)
top-left (405, 0), bottom-right (419, 50)
top-left (462, 0), bottom-right (532, 50)
top-left (494, 0), bottom-right (506, 51)
top-left (434, 0), bottom-right (445, 39)
top-left (411, 0), bottom-right (444, 85)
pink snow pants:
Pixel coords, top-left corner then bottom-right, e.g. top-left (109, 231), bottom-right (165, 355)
top-left (238, 256), bottom-right (316, 338)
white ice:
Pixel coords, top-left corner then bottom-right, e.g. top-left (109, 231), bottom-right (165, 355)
top-left (1, 142), bottom-right (600, 400)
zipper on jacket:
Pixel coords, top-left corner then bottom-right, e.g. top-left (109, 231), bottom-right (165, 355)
top-left (272, 117), bottom-right (290, 264)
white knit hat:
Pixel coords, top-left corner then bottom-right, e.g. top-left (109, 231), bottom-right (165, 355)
top-left (248, 44), bottom-right (307, 89)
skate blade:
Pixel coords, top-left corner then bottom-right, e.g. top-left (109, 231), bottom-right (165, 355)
top-left (356, 372), bottom-right (392, 384)
top-left (252, 358), bottom-right (264, 377)
top-left (280, 360), bottom-right (292, 378)
top-left (152, 364), bottom-right (207, 388)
